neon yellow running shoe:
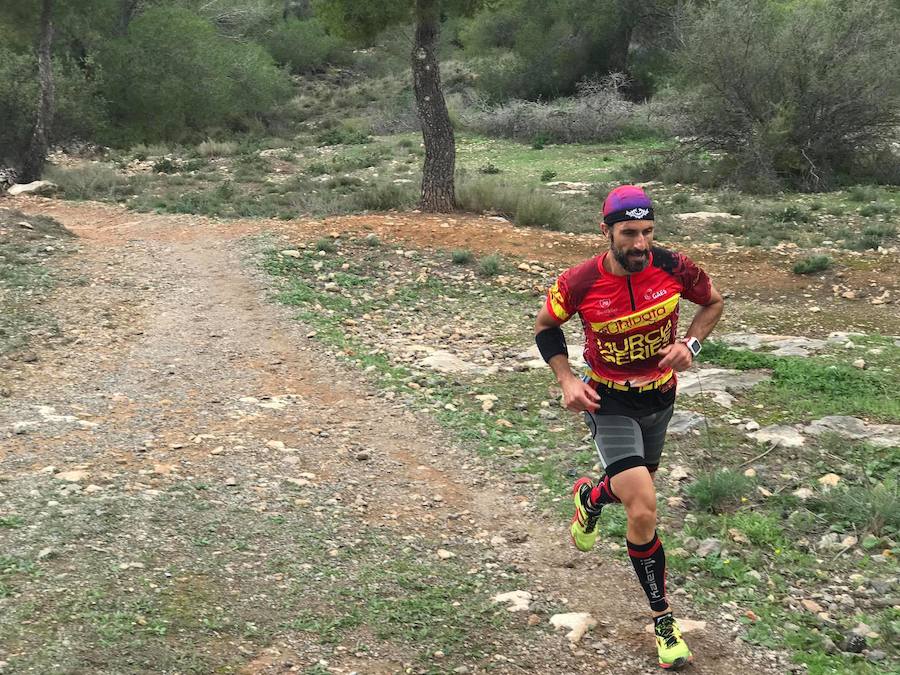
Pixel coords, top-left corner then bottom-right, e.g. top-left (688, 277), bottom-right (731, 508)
top-left (655, 613), bottom-right (693, 670)
top-left (570, 477), bottom-right (602, 552)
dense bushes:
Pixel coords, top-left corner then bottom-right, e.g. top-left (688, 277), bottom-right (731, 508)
top-left (97, 6), bottom-right (292, 144)
top-left (678, 0), bottom-right (900, 191)
top-left (263, 17), bottom-right (349, 73)
top-left (463, 74), bottom-right (665, 143)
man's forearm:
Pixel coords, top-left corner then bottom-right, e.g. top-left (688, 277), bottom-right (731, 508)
top-left (685, 299), bottom-right (724, 342)
top-left (548, 354), bottom-right (578, 385)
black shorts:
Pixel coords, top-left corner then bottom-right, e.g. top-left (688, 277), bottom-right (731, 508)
top-left (582, 380), bottom-right (676, 478)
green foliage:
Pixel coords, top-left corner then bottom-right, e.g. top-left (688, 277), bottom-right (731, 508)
top-left (262, 18), bottom-right (348, 73)
top-left (686, 470), bottom-right (754, 514)
top-left (699, 342), bottom-right (900, 421)
top-left (792, 255), bottom-right (831, 275)
top-left (451, 249), bottom-right (472, 264)
top-left (478, 254), bottom-right (502, 276)
top-left (351, 183), bottom-right (416, 212)
top-left (810, 480), bottom-right (900, 537)
top-left (678, 0), bottom-right (900, 190)
top-left (316, 125), bottom-right (370, 146)
top-left (315, 238), bottom-right (337, 253)
top-left (462, 1), bottom-right (671, 101)
top-left (97, 6), bottom-right (291, 144)
top-left (478, 162), bottom-right (501, 174)
top-left (44, 164), bottom-right (134, 201)
top-left (539, 169), bottom-right (557, 182)
top-left (852, 223), bottom-right (897, 251)
top-left (0, 49), bottom-right (105, 167)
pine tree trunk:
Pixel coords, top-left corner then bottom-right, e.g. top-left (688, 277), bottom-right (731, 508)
top-left (412, 0), bottom-right (455, 212)
top-left (21, 0), bottom-right (54, 183)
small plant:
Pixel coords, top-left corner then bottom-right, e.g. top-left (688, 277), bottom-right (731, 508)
top-left (364, 234), bottom-right (381, 247)
top-left (540, 169), bottom-right (557, 182)
top-left (315, 238), bottom-right (337, 253)
top-left (709, 219), bottom-right (743, 235)
top-left (792, 255), bottom-right (832, 275)
top-left (769, 206), bottom-right (809, 223)
top-left (672, 192), bottom-right (692, 206)
top-left (810, 480), bottom-right (899, 537)
top-left (351, 183), bottom-right (414, 212)
top-left (514, 191), bottom-right (565, 230)
top-left (531, 133), bottom-right (551, 150)
top-left (847, 185), bottom-right (879, 202)
top-left (451, 249), bottom-right (472, 264)
top-left (316, 126), bottom-right (370, 146)
top-left (396, 138), bottom-right (415, 149)
top-left (478, 254), bottom-right (502, 276)
top-left (852, 223), bottom-right (897, 250)
top-left (859, 202), bottom-right (895, 217)
top-left (196, 139), bottom-right (237, 157)
top-left (686, 469), bottom-right (753, 514)
top-left (478, 162), bottom-right (501, 175)
top-left (152, 158), bottom-right (180, 174)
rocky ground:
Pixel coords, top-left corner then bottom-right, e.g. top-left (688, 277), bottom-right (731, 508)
top-left (1, 198), bottom-right (897, 674)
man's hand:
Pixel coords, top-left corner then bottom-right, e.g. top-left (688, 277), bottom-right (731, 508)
top-left (561, 376), bottom-right (601, 413)
top-left (657, 341), bottom-right (693, 372)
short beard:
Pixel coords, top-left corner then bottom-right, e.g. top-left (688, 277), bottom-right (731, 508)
top-left (610, 235), bottom-right (649, 273)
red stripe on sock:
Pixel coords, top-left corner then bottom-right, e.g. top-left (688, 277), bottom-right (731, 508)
top-left (627, 538), bottom-right (662, 559)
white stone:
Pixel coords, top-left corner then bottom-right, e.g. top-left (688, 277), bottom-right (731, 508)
top-left (793, 487), bottom-right (814, 500)
top-left (420, 351), bottom-right (486, 375)
top-left (818, 473), bottom-right (841, 488)
top-left (747, 425), bottom-right (805, 448)
top-left (55, 470), bottom-right (89, 482)
top-left (492, 590), bottom-right (533, 612)
top-left (436, 549), bottom-right (455, 560)
top-left (8, 180), bottom-right (57, 196)
top-left (549, 612), bottom-right (597, 643)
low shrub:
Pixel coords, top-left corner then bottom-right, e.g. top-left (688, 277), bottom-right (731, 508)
top-left (540, 169), bottom-right (557, 182)
top-left (316, 126), bottom-right (370, 147)
top-left (478, 254), bottom-right (502, 276)
top-left (810, 480), bottom-right (900, 537)
top-left (351, 183), bottom-right (416, 212)
top-left (792, 255), bottom-right (832, 275)
top-left (851, 223), bottom-right (897, 251)
top-left (44, 164), bottom-right (134, 201)
top-left (686, 469), bottom-right (753, 514)
top-left (197, 140), bottom-right (238, 157)
top-left (451, 249), bottom-right (473, 264)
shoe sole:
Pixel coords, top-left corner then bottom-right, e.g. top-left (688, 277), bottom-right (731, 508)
top-left (659, 655), bottom-right (693, 670)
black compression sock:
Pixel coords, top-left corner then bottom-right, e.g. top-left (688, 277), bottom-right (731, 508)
top-left (627, 531), bottom-right (669, 613)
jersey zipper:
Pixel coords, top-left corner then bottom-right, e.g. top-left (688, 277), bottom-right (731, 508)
top-left (626, 276), bottom-right (636, 311)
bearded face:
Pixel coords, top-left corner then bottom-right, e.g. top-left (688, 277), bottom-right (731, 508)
top-left (607, 220), bottom-right (654, 273)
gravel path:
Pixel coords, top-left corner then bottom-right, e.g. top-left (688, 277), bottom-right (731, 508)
top-left (0, 200), bottom-right (792, 674)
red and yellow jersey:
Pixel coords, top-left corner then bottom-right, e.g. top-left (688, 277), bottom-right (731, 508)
top-left (546, 247), bottom-right (712, 388)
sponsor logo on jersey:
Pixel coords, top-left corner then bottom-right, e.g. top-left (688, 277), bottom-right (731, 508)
top-left (590, 294), bottom-right (680, 335)
top-left (597, 319), bottom-right (674, 365)
top-left (644, 288), bottom-right (668, 301)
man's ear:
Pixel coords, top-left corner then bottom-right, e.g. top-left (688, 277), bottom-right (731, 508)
top-left (600, 222), bottom-right (611, 239)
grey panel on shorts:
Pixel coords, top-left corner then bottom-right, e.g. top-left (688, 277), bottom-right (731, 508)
top-left (583, 405), bottom-right (675, 471)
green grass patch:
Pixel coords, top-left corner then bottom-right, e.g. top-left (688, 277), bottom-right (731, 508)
top-left (698, 341), bottom-right (900, 421)
top-left (686, 469), bottom-right (754, 513)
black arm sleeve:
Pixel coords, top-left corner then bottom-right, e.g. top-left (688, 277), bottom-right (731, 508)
top-left (535, 326), bottom-right (568, 363)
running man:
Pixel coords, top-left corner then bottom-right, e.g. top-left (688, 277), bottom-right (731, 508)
top-left (534, 185), bottom-right (724, 670)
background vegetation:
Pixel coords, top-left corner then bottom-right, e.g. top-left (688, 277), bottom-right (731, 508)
top-left (2, 0), bottom-right (898, 192)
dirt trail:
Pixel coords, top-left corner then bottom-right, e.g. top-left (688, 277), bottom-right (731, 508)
top-left (2, 200), bottom-right (792, 674)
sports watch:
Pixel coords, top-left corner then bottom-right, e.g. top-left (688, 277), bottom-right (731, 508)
top-left (680, 337), bottom-right (702, 358)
